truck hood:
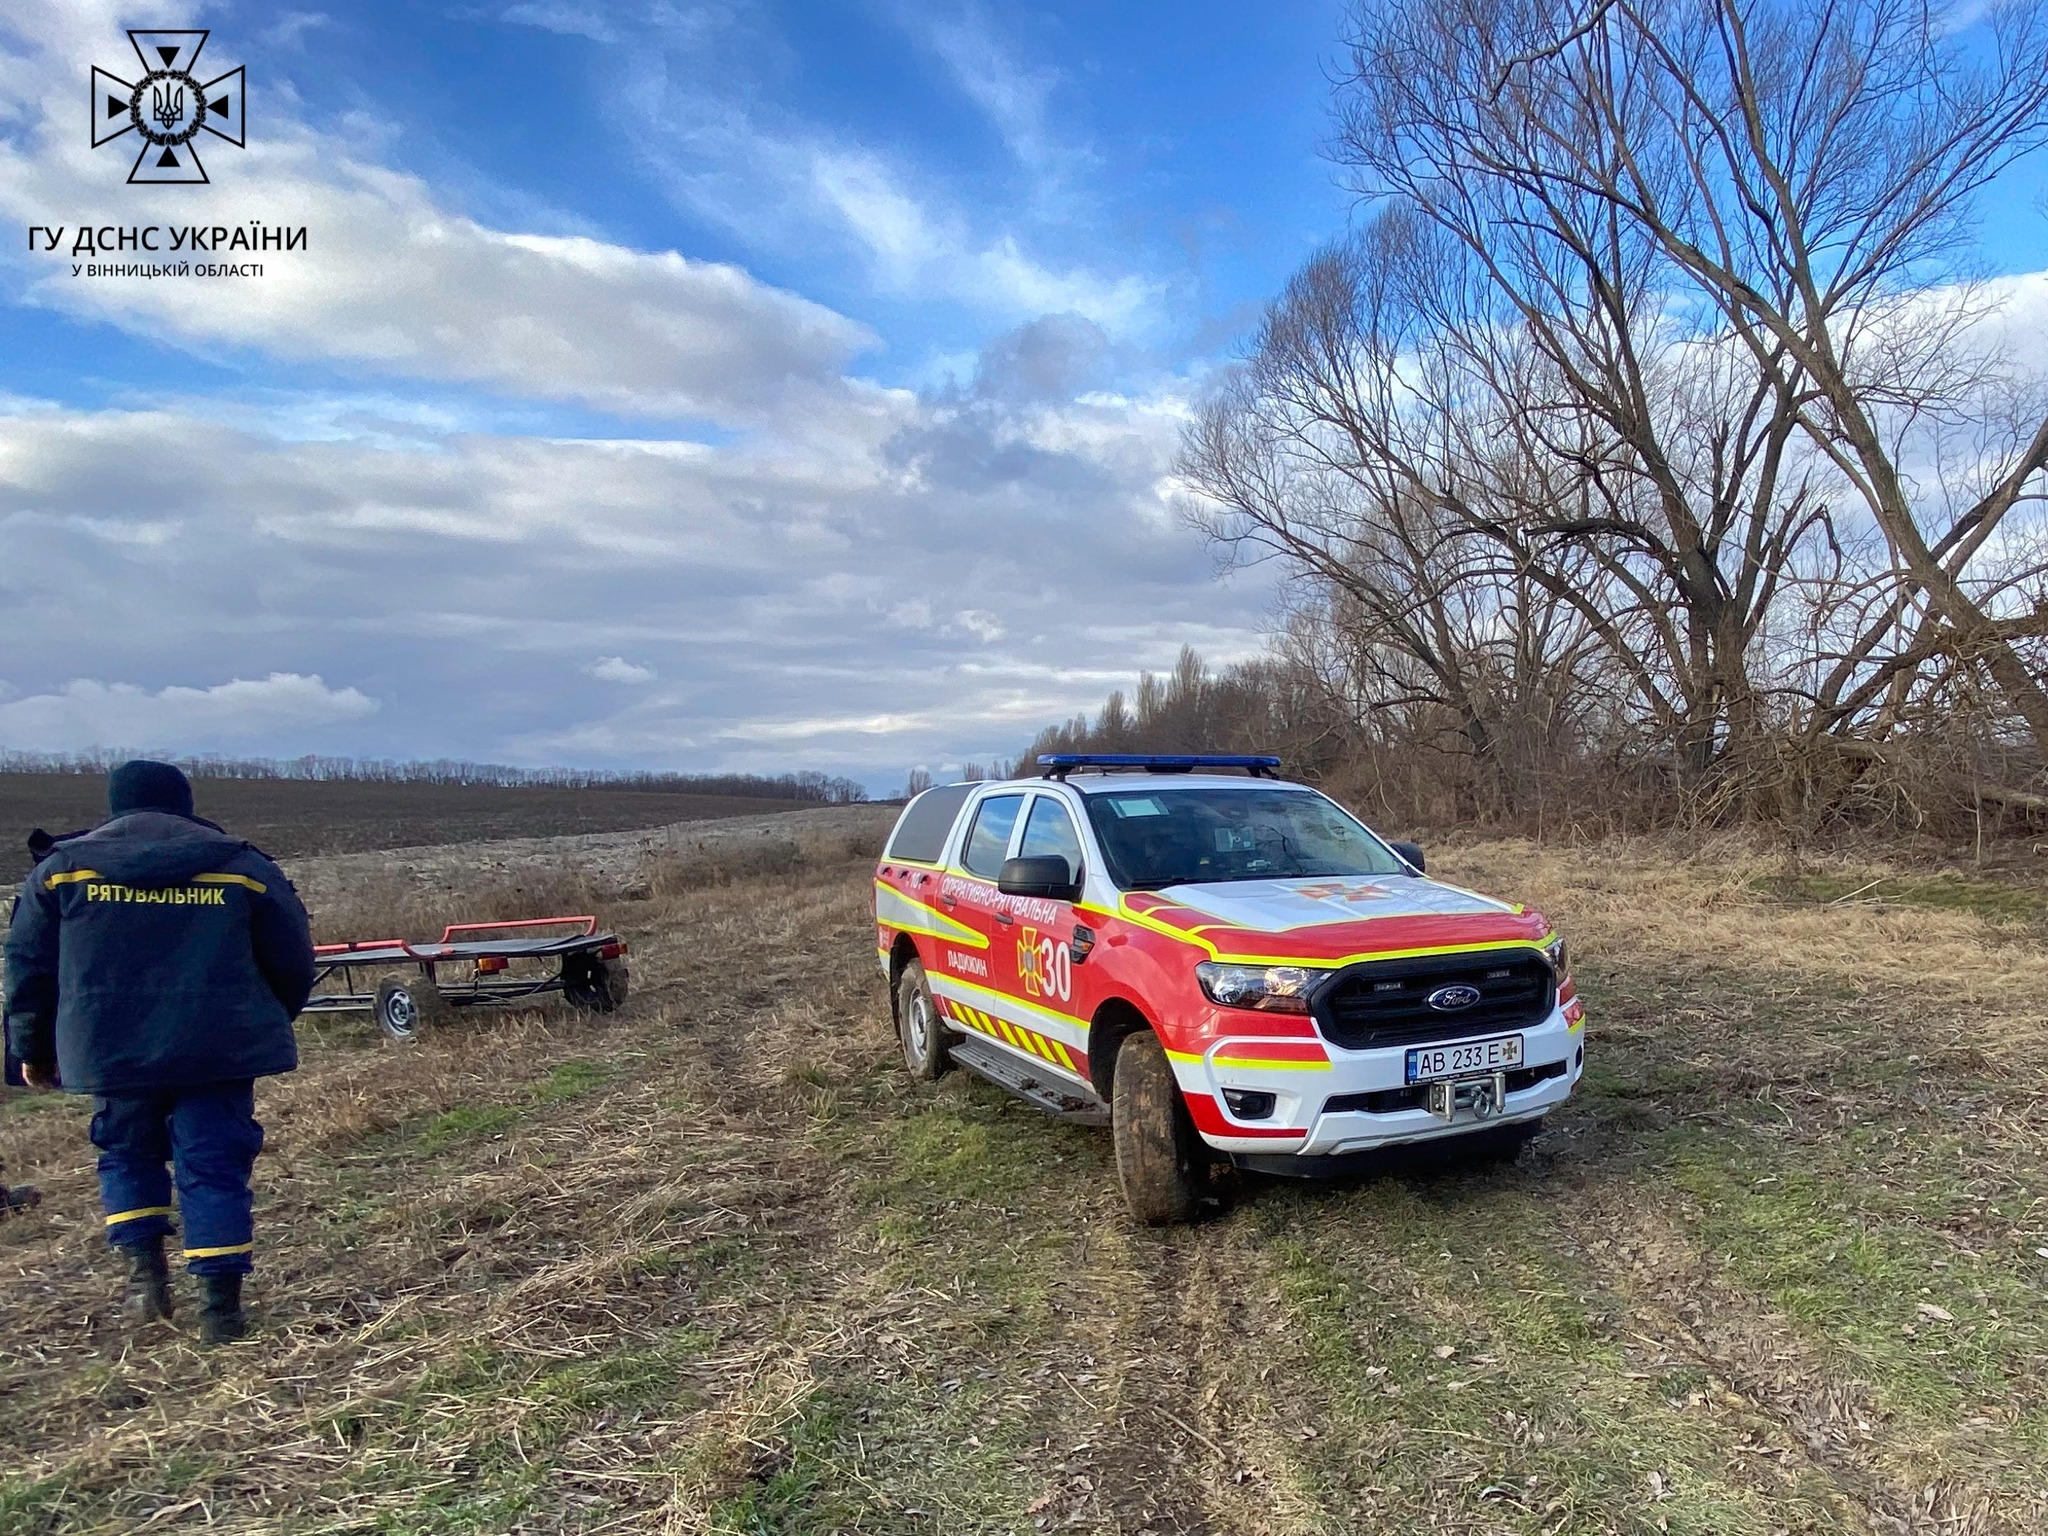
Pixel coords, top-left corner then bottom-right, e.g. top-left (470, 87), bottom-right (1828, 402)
top-left (1121, 874), bottom-right (1550, 962)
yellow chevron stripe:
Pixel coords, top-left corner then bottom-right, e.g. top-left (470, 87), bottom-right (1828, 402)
top-left (949, 1000), bottom-right (1084, 1076)
top-left (45, 869), bottom-right (100, 888)
top-left (182, 1242), bottom-right (254, 1259)
top-left (927, 971), bottom-right (1088, 1033)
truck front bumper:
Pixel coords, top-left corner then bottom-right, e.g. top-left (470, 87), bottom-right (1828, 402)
top-left (1170, 1006), bottom-right (1583, 1159)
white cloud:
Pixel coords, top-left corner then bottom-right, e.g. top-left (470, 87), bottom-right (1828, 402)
top-left (603, 11), bottom-right (1159, 330)
top-left (0, 2), bottom-right (1256, 784)
top-left (500, 3), bottom-right (618, 44)
top-left (953, 609), bottom-right (1005, 642)
top-left (0, 673), bottom-right (377, 753)
top-left (892, 2), bottom-right (1071, 175)
top-left (806, 149), bottom-right (1154, 326)
top-left (0, 9), bottom-right (875, 424)
top-left (0, 353), bottom-right (1271, 774)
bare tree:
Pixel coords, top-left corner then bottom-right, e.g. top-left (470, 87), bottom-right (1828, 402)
top-left (1338, 0), bottom-right (2048, 753)
top-left (1180, 200), bottom-right (1839, 809)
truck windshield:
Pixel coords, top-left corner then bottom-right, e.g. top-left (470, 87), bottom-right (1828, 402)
top-left (1083, 787), bottom-right (1407, 890)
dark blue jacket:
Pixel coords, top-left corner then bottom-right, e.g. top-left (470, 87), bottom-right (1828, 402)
top-left (4, 812), bottom-right (315, 1094)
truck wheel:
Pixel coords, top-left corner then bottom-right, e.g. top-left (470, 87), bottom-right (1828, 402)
top-left (1112, 1031), bottom-right (1203, 1226)
top-left (894, 959), bottom-right (952, 1080)
top-left (564, 954), bottom-right (629, 1013)
top-left (374, 973), bottom-right (448, 1042)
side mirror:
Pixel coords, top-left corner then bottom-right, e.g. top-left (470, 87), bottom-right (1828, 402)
top-left (1389, 840), bottom-right (1426, 874)
top-left (998, 855), bottom-right (1081, 902)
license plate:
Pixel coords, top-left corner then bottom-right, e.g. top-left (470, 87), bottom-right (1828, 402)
top-left (1406, 1034), bottom-right (1523, 1083)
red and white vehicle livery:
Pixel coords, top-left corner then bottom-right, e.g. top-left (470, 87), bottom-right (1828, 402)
top-left (875, 754), bottom-right (1585, 1222)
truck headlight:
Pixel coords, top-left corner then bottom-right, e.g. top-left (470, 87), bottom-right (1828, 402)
top-left (1543, 935), bottom-right (1569, 976)
top-left (1195, 961), bottom-right (1317, 1014)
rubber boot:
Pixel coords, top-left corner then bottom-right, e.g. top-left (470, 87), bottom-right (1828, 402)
top-left (197, 1272), bottom-right (247, 1346)
top-left (121, 1237), bottom-right (174, 1324)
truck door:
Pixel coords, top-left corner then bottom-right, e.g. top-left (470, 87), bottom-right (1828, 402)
top-left (985, 791), bottom-right (1092, 1081)
top-left (931, 789), bottom-right (1026, 1020)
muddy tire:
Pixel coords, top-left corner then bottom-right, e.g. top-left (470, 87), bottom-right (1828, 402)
top-left (894, 959), bottom-right (951, 1081)
top-left (564, 954), bottom-right (629, 1013)
top-left (374, 973), bottom-right (448, 1042)
top-left (1112, 1031), bottom-right (1203, 1225)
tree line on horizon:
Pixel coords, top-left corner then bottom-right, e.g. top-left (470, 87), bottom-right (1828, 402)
top-left (1031, 1), bottom-right (2048, 841)
top-left (0, 750), bottom-right (870, 805)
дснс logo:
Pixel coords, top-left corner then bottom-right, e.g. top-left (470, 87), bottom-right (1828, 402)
top-left (91, 29), bottom-right (244, 184)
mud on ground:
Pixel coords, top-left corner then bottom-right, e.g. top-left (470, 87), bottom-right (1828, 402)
top-left (2, 812), bottom-right (2044, 1534)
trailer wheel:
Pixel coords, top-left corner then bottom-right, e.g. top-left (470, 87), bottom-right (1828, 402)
top-left (1112, 1031), bottom-right (1203, 1226)
top-left (563, 954), bottom-right (629, 1013)
top-left (374, 973), bottom-right (448, 1042)
top-left (894, 959), bottom-right (951, 1080)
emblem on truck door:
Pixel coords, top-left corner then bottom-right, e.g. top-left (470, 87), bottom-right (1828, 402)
top-left (1426, 984), bottom-right (1481, 1011)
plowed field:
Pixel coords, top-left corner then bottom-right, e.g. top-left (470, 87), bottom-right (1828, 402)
top-left (0, 774), bottom-right (824, 877)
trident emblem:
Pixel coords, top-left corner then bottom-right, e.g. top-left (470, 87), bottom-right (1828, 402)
top-left (150, 83), bottom-right (185, 133)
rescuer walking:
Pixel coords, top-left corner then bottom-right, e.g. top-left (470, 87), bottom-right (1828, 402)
top-left (4, 761), bottom-right (315, 1344)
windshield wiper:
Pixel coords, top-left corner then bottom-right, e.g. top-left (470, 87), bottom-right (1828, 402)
top-left (1126, 875), bottom-right (1199, 891)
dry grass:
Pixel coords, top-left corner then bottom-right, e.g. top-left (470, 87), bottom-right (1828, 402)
top-left (1447, 834), bottom-right (2048, 1046)
top-left (3, 815), bottom-right (2045, 1533)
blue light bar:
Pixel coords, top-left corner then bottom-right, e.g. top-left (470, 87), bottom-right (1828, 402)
top-left (1036, 753), bottom-right (1282, 778)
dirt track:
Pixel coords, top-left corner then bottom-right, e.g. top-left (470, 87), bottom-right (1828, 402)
top-left (3, 813), bottom-right (2045, 1533)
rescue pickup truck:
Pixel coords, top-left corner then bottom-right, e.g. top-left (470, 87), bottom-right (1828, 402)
top-left (874, 754), bottom-right (1584, 1222)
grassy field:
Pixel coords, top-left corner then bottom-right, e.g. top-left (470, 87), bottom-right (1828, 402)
top-left (2, 816), bottom-right (2045, 1534)
top-left (0, 774), bottom-right (824, 877)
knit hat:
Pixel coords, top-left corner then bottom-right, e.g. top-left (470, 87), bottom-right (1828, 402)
top-left (108, 759), bottom-right (195, 819)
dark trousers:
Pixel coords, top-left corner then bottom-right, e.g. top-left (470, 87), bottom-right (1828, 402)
top-left (91, 1082), bottom-right (263, 1275)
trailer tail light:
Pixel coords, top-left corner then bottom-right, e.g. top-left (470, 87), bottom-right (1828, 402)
top-left (475, 956), bottom-right (508, 975)
top-left (598, 941), bottom-right (628, 960)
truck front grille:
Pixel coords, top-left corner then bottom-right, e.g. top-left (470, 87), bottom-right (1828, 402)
top-left (1313, 950), bottom-right (1554, 1051)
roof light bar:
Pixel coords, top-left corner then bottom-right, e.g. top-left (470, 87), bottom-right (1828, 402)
top-left (1036, 753), bottom-right (1282, 780)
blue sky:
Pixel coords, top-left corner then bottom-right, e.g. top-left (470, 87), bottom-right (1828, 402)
top-left (0, 0), bottom-right (2042, 791)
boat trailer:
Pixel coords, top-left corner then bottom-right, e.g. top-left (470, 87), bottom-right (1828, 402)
top-left (305, 916), bottom-right (629, 1039)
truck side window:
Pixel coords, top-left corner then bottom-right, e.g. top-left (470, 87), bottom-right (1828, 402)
top-left (960, 794), bottom-right (1025, 879)
top-left (1019, 797), bottom-right (1085, 885)
top-left (885, 782), bottom-right (975, 864)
